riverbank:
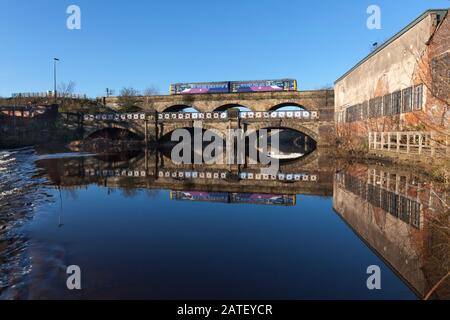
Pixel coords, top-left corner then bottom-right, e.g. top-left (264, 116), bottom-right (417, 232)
top-left (0, 115), bottom-right (81, 149)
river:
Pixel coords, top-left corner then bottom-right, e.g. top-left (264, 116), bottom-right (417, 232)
top-left (0, 147), bottom-right (448, 299)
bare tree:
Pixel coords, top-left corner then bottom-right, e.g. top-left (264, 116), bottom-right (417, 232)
top-left (143, 86), bottom-right (159, 96)
top-left (406, 16), bottom-right (449, 134)
top-left (57, 81), bottom-right (76, 110)
top-left (142, 86), bottom-right (159, 111)
top-left (395, 15), bottom-right (450, 159)
top-left (319, 84), bottom-right (333, 90)
top-left (58, 81), bottom-right (76, 98)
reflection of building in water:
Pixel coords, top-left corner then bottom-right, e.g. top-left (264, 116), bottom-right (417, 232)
top-left (337, 171), bottom-right (422, 229)
top-left (333, 164), bottom-right (449, 299)
top-left (170, 191), bottom-right (296, 206)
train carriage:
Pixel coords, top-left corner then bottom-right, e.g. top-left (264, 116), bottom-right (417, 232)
top-left (170, 79), bottom-right (297, 95)
top-left (170, 82), bottom-right (230, 95)
top-left (231, 79), bottom-right (297, 93)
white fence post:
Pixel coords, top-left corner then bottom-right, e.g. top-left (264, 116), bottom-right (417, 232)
top-left (419, 133), bottom-right (423, 155)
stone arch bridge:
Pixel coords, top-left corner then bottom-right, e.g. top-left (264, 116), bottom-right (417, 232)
top-left (80, 90), bottom-right (334, 146)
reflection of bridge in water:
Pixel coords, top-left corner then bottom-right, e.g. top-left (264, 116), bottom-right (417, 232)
top-left (36, 148), bottom-right (335, 197)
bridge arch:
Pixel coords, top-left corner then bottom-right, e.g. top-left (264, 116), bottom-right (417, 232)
top-left (278, 150), bottom-right (319, 169)
top-left (213, 104), bottom-right (253, 112)
top-left (269, 102), bottom-right (308, 112)
top-left (159, 125), bottom-right (226, 142)
top-left (201, 124), bottom-right (226, 139)
top-left (162, 104), bottom-right (200, 113)
top-left (246, 123), bottom-right (319, 143)
top-left (158, 126), bottom-right (226, 161)
top-left (86, 127), bottom-right (144, 141)
top-left (242, 126), bottom-right (317, 163)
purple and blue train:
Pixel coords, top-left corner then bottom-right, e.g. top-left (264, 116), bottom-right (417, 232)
top-left (170, 79), bottom-right (297, 95)
top-left (170, 191), bottom-right (296, 206)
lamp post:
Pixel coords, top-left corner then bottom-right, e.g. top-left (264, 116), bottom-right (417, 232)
top-left (53, 58), bottom-right (60, 104)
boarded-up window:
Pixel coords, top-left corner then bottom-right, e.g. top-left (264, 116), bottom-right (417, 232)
top-left (411, 201), bottom-right (421, 229)
top-left (374, 97), bottom-right (383, 117)
top-left (399, 196), bottom-right (411, 223)
top-left (392, 91), bottom-right (402, 114)
top-left (368, 98), bottom-right (382, 118)
top-left (413, 85), bottom-right (423, 110)
top-left (368, 98), bottom-right (376, 118)
top-left (402, 87), bottom-right (412, 112)
top-left (346, 104), bottom-right (363, 122)
top-left (432, 52), bottom-right (450, 102)
top-left (362, 101), bottom-right (368, 119)
top-left (383, 94), bottom-right (392, 115)
top-left (367, 184), bottom-right (381, 207)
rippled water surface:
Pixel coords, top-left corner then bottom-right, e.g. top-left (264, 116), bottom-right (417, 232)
top-left (0, 149), bottom-right (53, 298)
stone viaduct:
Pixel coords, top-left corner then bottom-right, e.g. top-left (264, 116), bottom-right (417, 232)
top-left (80, 90), bottom-right (334, 146)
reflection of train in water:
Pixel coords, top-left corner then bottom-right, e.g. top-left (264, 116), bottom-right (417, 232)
top-left (170, 191), bottom-right (296, 206)
top-left (170, 79), bottom-right (297, 95)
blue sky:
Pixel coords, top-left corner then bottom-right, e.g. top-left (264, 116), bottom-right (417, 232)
top-left (1, 0), bottom-right (448, 97)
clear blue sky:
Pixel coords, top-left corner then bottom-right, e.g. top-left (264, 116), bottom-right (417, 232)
top-left (1, 0), bottom-right (448, 97)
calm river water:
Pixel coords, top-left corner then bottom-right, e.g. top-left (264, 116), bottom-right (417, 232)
top-left (0, 147), bottom-right (448, 299)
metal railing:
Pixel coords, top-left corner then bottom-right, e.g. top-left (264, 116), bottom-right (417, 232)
top-left (11, 92), bottom-right (89, 99)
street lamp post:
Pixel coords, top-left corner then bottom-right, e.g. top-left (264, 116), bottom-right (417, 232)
top-left (53, 58), bottom-right (60, 104)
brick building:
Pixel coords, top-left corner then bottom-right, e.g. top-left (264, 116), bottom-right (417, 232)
top-left (335, 9), bottom-right (449, 156)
